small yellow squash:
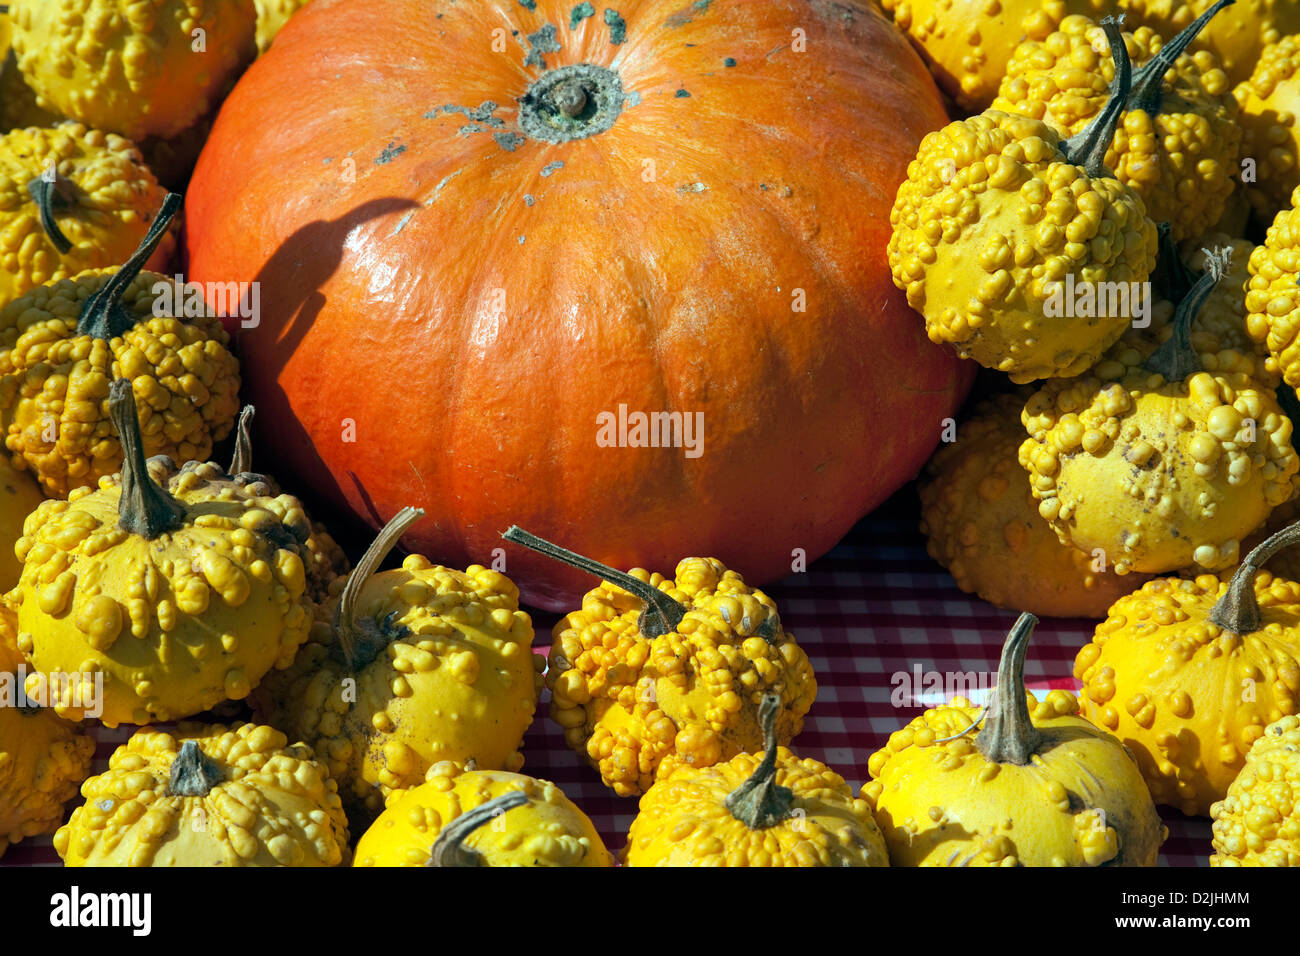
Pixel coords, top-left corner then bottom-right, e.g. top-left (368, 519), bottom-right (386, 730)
top-left (1211, 713), bottom-right (1300, 865)
top-left (354, 762), bottom-right (614, 867)
top-left (8, 379), bottom-right (314, 726)
top-left (55, 722), bottom-right (349, 866)
top-left (505, 527), bottom-right (817, 799)
top-left (864, 612), bottom-right (1166, 866)
top-left (1076, 523), bottom-right (1300, 815)
top-left (255, 508), bottom-right (543, 819)
top-left (625, 694), bottom-right (889, 867)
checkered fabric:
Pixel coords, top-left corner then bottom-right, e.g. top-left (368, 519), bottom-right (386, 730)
top-left (0, 489), bottom-right (1212, 867)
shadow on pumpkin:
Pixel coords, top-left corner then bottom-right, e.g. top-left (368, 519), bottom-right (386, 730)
top-left (225, 196), bottom-right (419, 561)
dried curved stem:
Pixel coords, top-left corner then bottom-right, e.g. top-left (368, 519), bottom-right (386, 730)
top-left (428, 790), bottom-right (529, 867)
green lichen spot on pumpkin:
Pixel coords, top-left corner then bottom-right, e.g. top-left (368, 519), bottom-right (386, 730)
top-left (519, 0), bottom-right (536, 9)
top-left (724, 57), bottom-right (736, 67)
top-left (667, 0), bottom-right (710, 27)
top-left (495, 132), bottom-right (525, 152)
top-left (524, 23), bottom-right (562, 68)
top-left (375, 142), bottom-right (406, 165)
top-left (675, 89), bottom-right (690, 97)
top-left (604, 8), bottom-right (626, 44)
top-left (570, 2), bottom-right (595, 28)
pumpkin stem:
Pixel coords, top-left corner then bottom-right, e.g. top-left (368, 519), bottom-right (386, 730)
top-left (427, 790), bottom-right (529, 867)
top-left (26, 176), bottom-right (74, 254)
top-left (167, 740), bottom-right (223, 797)
top-left (1144, 246), bottom-right (1231, 382)
top-left (553, 79), bottom-right (589, 118)
top-left (501, 526), bottom-right (686, 639)
top-left (109, 378), bottom-right (187, 539)
top-left (1209, 521), bottom-right (1300, 635)
top-left (76, 192), bottom-right (180, 341)
top-left (974, 612), bottom-right (1043, 766)
top-left (1058, 17), bottom-right (1132, 177)
top-left (334, 506), bottom-right (425, 671)
top-left (724, 693), bottom-right (796, 829)
top-left (1127, 0), bottom-right (1233, 116)
top-left (229, 405), bottom-right (255, 475)
top-left (1151, 222), bottom-right (1195, 303)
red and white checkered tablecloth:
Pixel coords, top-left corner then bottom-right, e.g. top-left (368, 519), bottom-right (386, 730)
top-left (0, 488), bottom-right (1212, 867)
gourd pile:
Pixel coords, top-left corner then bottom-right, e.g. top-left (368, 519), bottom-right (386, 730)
top-left (0, 0), bottom-right (1296, 869)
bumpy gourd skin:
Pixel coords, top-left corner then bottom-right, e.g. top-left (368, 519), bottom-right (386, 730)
top-left (8, 0), bottom-right (257, 141)
top-left (1245, 185), bottom-right (1300, 387)
top-left (1020, 370), bottom-right (1298, 574)
top-left (1235, 37), bottom-right (1300, 220)
top-left (0, 456), bottom-right (41, 590)
top-left (8, 458), bottom-right (315, 727)
top-left (548, 557), bottom-right (817, 798)
top-left (0, 125), bottom-right (173, 303)
top-left (888, 111), bottom-right (1158, 383)
top-left (354, 763), bottom-right (614, 867)
top-left (920, 392), bottom-right (1140, 618)
top-left (991, 18), bottom-right (1239, 241)
top-left (0, 600), bottom-right (23, 672)
top-left (1077, 574), bottom-right (1300, 816)
top-left (625, 745), bottom-right (888, 867)
top-left (0, 698), bottom-right (94, 859)
top-left (256, 556), bottom-right (543, 817)
top-left (1211, 714), bottom-right (1300, 864)
top-left (0, 11), bottom-right (60, 131)
top-left (864, 689), bottom-right (1165, 866)
top-left (55, 722), bottom-right (350, 866)
top-left (1134, 0), bottom-right (1300, 86)
top-left (0, 270), bottom-right (240, 497)
top-left (254, 0), bottom-right (310, 53)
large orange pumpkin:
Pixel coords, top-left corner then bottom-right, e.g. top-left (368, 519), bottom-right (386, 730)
top-left (183, 0), bottom-right (972, 610)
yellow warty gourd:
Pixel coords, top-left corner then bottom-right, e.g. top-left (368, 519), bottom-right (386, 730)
top-left (888, 18), bottom-right (1158, 383)
top-left (920, 391), bottom-right (1140, 618)
top-left (8, 379), bottom-right (314, 727)
top-left (7, 0), bottom-right (257, 141)
top-left (254, 0), bottom-right (311, 53)
top-left (0, 693), bottom-right (94, 858)
top-left (625, 694), bottom-right (889, 867)
top-left (864, 613), bottom-right (1167, 866)
top-left (1245, 184), bottom-right (1300, 388)
top-left (0, 600), bottom-right (23, 672)
top-left (0, 194), bottom-right (239, 497)
top-left (1021, 249), bottom-right (1298, 576)
top-left (1211, 713), bottom-right (1300, 865)
top-left (55, 723), bottom-right (350, 866)
top-left (0, 456), bottom-right (41, 591)
top-left (1131, 0), bottom-right (1300, 86)
top-left (255, 508), bottom-right (543, 819)
top-left (354, 762), bottom-right (614, 867)
top-left (505, 527), bottom-right (817, 798)
top-left (1076, 526), bottom-right (1300, 816)
top-left (0, 123), bottom-right (172, 305)
top-left (990, 5), bottom-right (1240, 241)
top-left (1235, 36), bottom-right (1300, 220)
top-left (0, 10), bottom-right (60, 131)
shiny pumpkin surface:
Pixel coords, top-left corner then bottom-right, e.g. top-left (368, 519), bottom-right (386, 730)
top-left (256, 555), bottom-right (543, 817)
top-left (7, 0), bottom-right (257, 141)
top-left (625, 743), bottom-right (888, 867)
top-left (920, 391), bottom-right (1140, 618)
top-left (55, 722), bottom-right (349, 866)
top-left (864, 688), bottom-right (1165, 866)
top-left (354, 764), bottom-right (613, 867)
top-left (1212, 713), bottom-right (1300, 865)
top-left (547, 555), bottom-right (816, 797)
top-left (0, 699), bottom-right (94, 859)
top-left (1077, 573), bottom-right (1300, 816)
top-left (9, 458), bottom-right (315, 727)
top-left (0, 124), bottom-right (173, 304)
top-left (184, 0), bottom-right (973, 612)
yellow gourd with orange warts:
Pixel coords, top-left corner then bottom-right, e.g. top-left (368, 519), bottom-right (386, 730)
top-left (888, 17), bottom-right (1158, 383)
top-left (354, 762), bottom-right (614, 867)
top-left (920, 391), bottom-right (1142, 619)
top-left (1020, 248), bottom-right (1298, 576)
top-left (254, 508), bottom-right (543, 819)
top-left (1211, 713), bottom-right (1300, 865)
top-left (991, 3), bottom-right (1241, 241)
top-left (625, 694), bottom-right (888, 867)
top-left (0, 193), bottom-right (239, 498)
top-left (55, 722), bottom-right (349, 866)
top-left (8, 379), bottom-right (315, 727)
top-left (1076, 522), bottom-right (1300, 816)
top-left (503, 526), bottom-right (817, 799)
top-left (864, 613), bottom-right (1166, 866)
